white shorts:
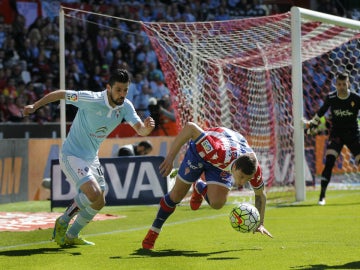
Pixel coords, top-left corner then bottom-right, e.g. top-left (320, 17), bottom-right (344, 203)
top-left (59, 153), bottom-right (106, 191)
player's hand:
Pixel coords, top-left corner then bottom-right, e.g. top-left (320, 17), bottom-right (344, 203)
top-left (159, 157), bottom-right (174, 177)
top-left (144, 116), bottom-right (155, 129)
top-left (254, 224), bottom-right (273, 238)
top-left (23, 104), bottom-right (36, 117)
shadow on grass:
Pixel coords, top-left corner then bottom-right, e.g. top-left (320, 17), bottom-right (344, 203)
top-left (0, 247), bottom-right (81, 256)
top-left (291, 260), bottom-right (360, 269)
top-left (126, 247), bottom-right (262, 259)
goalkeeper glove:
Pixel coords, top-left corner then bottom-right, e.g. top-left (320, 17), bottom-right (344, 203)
top-left (303, 114), bottom-right (321, 135)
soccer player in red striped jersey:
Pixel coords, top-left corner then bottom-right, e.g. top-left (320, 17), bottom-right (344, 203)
top-left (142, 122), bottom-right (272, 250)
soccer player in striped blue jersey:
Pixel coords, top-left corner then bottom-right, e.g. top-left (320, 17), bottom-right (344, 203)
top-left (23, 69), bottom-right (155, 247)
top-left (142, 122), bottom-right (273, 250)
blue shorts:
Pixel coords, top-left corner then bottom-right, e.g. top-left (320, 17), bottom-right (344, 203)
top-left (177, 143), bottom-right (233, 189)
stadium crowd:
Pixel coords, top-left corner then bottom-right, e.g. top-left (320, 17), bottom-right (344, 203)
top-left (0, 0), bottom-right (358, 128)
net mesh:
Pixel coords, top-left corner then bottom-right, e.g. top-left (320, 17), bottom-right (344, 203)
top-left (62, 6), bottom-right (360, 196)
top-left (142, 12), bottom-right (360, 189)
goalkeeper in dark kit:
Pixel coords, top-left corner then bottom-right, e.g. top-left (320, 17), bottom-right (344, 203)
top-left (304, 72), bottom-right (360, 205)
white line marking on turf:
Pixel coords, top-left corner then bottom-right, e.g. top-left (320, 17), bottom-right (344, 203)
top-left (0, 213), bottom-right (226, 251)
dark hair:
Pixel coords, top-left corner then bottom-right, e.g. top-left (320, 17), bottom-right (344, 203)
top-left (232, 153), bottom-right (257, 175)
top-left (108, 69), bottom-right (130, 87)
top-left (336, 72), bottom-right (349, 81)
top-left (138, 140), bottom-right (153, 150)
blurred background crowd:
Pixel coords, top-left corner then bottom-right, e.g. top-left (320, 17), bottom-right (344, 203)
top-left (0, 0), bottom-right (359, 132)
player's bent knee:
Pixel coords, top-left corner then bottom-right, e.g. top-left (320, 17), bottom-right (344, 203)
top-left (86, 189), bottom-right (103, 203)
top-left (91, 195), bottom-right (106, 210)
top-left (209, 200), bottom-right (226, 210)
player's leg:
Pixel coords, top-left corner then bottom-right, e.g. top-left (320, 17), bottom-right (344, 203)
top-left (64, 181), bottom-right (105, 246)
top-left (142, 147), bottom-right (203, 249)
top-left (206, 184), bottom-right (230, 209)
top-left (190, 165), bottom-right (232, 210)
top-left (319, 138), bottom-right (342, 205)
top-left (64, 160), bottom-right (106, 246)
top-left (54, 155), bottom-right (104, 246)
top-left (346, 132), bottom-right (360, 167)
top-left (142, 177), bottom-right (191, 249)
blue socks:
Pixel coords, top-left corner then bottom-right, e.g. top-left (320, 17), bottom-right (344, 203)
top-left (195, 180), bottom-right (210, 204)
top-left (151, 193), bottom-right (177, 232)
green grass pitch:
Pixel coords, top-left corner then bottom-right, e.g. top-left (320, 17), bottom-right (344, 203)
top-left (0, 189), bottom-right (359, 270)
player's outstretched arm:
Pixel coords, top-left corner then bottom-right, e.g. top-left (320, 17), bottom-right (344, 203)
top-left (23, 90), bottom-right (66, 116)
top-left (253, 186), bottom-right (273, 238)
top-left (159, 122), bottom-right (203, 177)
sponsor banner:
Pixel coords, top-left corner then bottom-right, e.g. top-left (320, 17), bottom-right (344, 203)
top-left (28, 137), bottom-right (175, 201)
top-left (0, 140), bottom-right (28, 204)
top-left (51, 156), bottom-right (167, 208)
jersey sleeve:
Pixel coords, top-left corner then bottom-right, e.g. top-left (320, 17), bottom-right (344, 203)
top-left (249, 165), bottom-right (264, 190)
top-left (316, 94), bottom-right (331, 117)
top-left (124, 100), bottom-right (142, 126)
top-left (64, 90), bottom-right (93, 108)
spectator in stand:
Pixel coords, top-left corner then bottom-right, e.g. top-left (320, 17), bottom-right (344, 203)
top-left (110, 49), bottom-right (124, 71)
top-left (2, 77), bottom-right (17, 99)
top-left (0, 94), bottom-right (8, 122)
top-left (118, 140), bottom-right (153, 156)
top-left (6, 95), bottom-right (23, 122)
top-left (11, 13), bottom-right (26, 53)
top-left (34, 104), bottom-right (53, 124)
top-left (128, 72), bottom-right (147, 108)
top-left (165, 3), bottom-right (182, 22)
top-left (182, 5), bottom-right (197, 22)
top-left (149, 94), bottom-right (178, 136)
top-left (3, 37), bottom-right (20, 67)
top-left (0, 49), bottom-right (5, 71)
top-left (148, 62), bottom-right (164, 82)
top-left (73, 50), bottom-right (88, 78)
top-left (0, 21), bottom-right (8, 49)
top-left (24, 82), bottom-right (38, 105)
top-left (88, 64), bottom-right (105, 92)
top-left (316, 0), bottom-right (344, 17)
top-left (11, 63), bottom-right (26, 85)
top-left (29, 37), bottom-right (40, 61)
top-left (19, 38), bottom-right (35, 66)
top-left (139, 5), bottom-right (154, 22)
top-left (48, 51), bottom-right (60, 81)
top-left (0, 66), bottom-right (7, 91)
top-left (141, 44), bottom-right (158, 66)
top-left (18, 60), bottom-right (31, 84)
top-left (150, 73), bottom-right (170, 99)
top-left (32, 52), bottom-right (51, 83)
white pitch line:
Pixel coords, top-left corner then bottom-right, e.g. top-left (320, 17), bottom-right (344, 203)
top-left (0, 213), bottom-right (227, 251)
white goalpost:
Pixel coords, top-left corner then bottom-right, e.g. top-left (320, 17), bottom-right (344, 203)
top-left (291, 7), bottom-right (360, 201)
top-left (59, 6), bottom-right (360, 202)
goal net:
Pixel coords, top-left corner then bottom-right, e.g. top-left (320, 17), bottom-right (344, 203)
top-left (59, 6), bottom-right (360, 202)
top-left (141, 8), bottom-right (360, 199)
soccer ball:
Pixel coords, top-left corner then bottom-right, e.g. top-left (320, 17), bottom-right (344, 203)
top-left (229, 203), bottom-right (260, 233)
